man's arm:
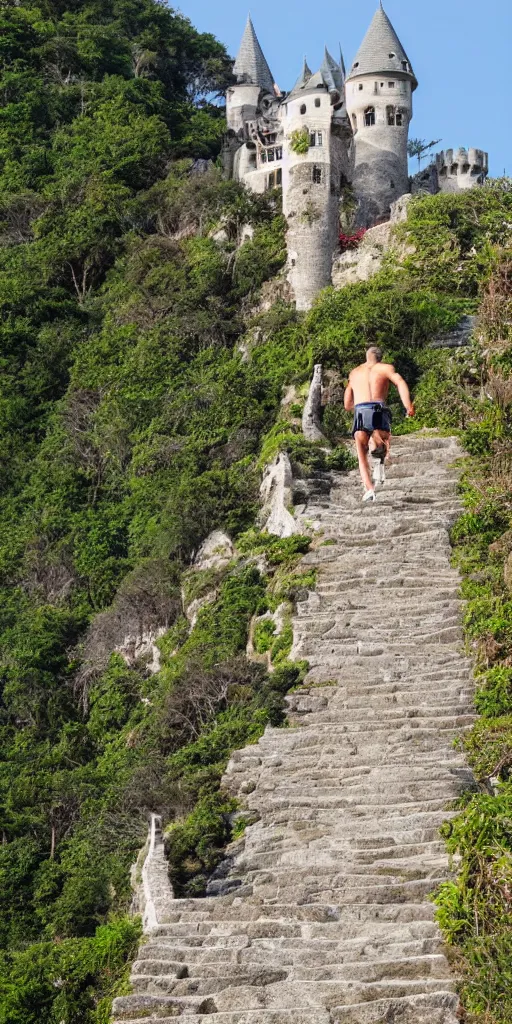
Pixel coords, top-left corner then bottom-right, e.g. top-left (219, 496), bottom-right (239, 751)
top-left (386, 366), bottom-right (415, 416)
top-left (344, 379), bottom-right (355, 412)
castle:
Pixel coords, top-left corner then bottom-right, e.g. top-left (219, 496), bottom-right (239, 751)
top-left (224, 4), bottom-right (489, 310)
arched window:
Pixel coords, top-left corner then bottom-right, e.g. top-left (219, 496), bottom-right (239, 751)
top-left (300, 104), bottom-right (307, 115)
top-left (312, 165), bottom-right (322, 185)
top-left (389, 52), bottom-right (395, 59)
top-left (462, 163), bottom-right (470, 173)
top-left (364, 106), bottom-right (375, 127)
top-left (358, 83), bottom-right (363, 91)
top-left (315, 98), bottom-right (321, 108)
top-left (451, 163), bottom-right (459, 175)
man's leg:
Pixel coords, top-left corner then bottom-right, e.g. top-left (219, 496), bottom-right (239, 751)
top-left (372, 429), bottom-right (391, 461)
top-left (355, 431), bottom-right (374, 492)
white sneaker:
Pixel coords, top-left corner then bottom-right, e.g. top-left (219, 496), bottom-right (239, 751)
top-left (363, 489), bottom-right (376, 503)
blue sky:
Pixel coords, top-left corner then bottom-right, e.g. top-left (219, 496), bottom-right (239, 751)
top-left (178, 0), bottom-right (510, 177)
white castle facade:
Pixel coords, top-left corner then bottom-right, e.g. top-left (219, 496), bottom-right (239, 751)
top-left (223, 4), bottom-right (489, 310)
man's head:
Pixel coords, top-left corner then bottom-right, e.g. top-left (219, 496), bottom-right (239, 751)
top-left (366, 346), bottom-right (383, 365)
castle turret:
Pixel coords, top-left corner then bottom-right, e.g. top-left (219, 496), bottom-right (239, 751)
top-left (282, 52), bottom-right (352, 310)
top-left (345, 2), bottom-right (416, 227)
top-left (226, 16), bottom-right (275, 134)
top-left (436, 148), bottom-right (489, 192)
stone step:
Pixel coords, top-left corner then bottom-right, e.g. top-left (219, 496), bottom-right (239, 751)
top-left (113, 1012), bottom-right (330, 1024)
top-left (130, 953), bottom-right (452, 997)
top-left (331, 990), bottom-right (459, 1024)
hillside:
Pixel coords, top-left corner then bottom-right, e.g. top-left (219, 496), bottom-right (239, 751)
top-left (0, 2), bottom-right (512, 1022)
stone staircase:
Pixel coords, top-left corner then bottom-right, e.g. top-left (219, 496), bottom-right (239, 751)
top-left (113, 433), bottom-right (476, 1024)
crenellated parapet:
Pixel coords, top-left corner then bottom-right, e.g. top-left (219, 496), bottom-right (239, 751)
top-left (436, 148), bottom-right (489, 192)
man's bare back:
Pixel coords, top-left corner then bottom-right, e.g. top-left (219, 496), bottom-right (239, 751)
top-left (344, 347), bottom-right (414, 502)
top-left (347, 362), bottom-right (395, 406)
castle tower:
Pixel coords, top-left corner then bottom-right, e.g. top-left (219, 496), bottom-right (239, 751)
top-left (436, 148), bottom-right (489, 192)
top-left (282, 51), bottom-right (352, 310)
top-left (345, 2), bottom-right (417, 227)
top-left (226, 16), bottom-right (275, 134)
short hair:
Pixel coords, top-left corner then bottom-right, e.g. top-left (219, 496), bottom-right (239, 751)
top-left (367, 346), bottom-right (383, 362)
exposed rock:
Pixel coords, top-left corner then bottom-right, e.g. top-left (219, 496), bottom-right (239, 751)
top-left (430, 315), bottom-right (478, 349)
top-left (193, 530), bottom-right (234, 572)
top-left (253, 270), bottom-right (295, 313)
top-left (260, 452), bottom-right (298, 538)
top-left (390, 192), bottom-right (414, 222)
top-left (184, 590), bottom-right (217, 630)
top-left (115, 627), bottom-right (165, 674)
top-left (410, 164), bottom-right (439, 197)
top-left (239, 223), bottom-right (254, 245)
top-left (302, 364), bottom-right (328, 443)
top-left (190, 158), bottom-right (212, 175)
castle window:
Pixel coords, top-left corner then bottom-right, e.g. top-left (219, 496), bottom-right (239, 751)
top-left (358, 84), bottom-right (363, 91)
top-left (451, 164), bottom-right (459, 175)
top-left (276, 168), bottom-right (282, 186)
top-left (268, 172), bottom-right (275, 188)
top-left (396, 111), bottom-right (403, 126)
top-left (402, 61), bottom-right (409, 71)
top-left (315, 98), bottom-right (321, 107)
top-left (353, 62), bottom-right (359, 68)
top-left (275, 146), bottom-right (283, 160)
top-left (266, 133), bottom-right (277, 144)
top-left (309, 131), bottom-right (323, 147)
top-left (268, 149), bottom-right (275, 162)
top-left (300, 104), bottom-right (307, 115)
top-left (261, 151), bottom-right (267, 163)
top-left (388, 82), bottom-right (395, 88)
top-left (462, 163), bottom-right (470, 173)
top-left (352, 114), bottom-right (357, 131)
top-left (389, 52), bottom-right (395, 59)
top-left (312, 165), bottom-right (322, 185)
top-left (387, 106), bottom-right (395, 126)
top-left (439, 166), bottom-right (447, 176)
top-left (309, 131), bottom-right (316, 147)
top-left (364, 106), bottom-right (376, 127)
top-left (317, 131), bottom-right (323, 147)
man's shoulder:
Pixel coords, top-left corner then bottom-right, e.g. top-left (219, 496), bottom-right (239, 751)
top-left (350, 363), bottom-right (366, 377)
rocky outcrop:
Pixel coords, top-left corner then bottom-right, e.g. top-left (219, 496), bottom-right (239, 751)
top-left (332, 195), bottom-right (415, 290)
top-left (430, 315), bottom-right (478, 349)
top-left (259, 453), bottom-right (298, 538)
top-left (113, 432), bottom-right (475, 1024)
top-left (193, 531), bottom-right (234, 572)
top-left (302, 365), bottom-right (327, 444)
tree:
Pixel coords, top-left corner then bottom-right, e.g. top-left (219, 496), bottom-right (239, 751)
top-left (407, 137), bottom-right (442, 170)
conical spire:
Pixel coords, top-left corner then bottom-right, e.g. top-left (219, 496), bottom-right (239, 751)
top-left (321, 46), bottom-right (344, 95)
top-left (289, 56), bottom-right (312, 95)
top-left (347, 3), bottom-right (417, 88)
top-left (233, 16), bottom-right (275, 94)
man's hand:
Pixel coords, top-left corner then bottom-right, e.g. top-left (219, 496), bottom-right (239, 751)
top-left (406, 403), bottom-right (415, 418)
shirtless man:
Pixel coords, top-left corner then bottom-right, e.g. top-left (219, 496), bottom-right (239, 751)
top-left (344, 346), bottom-right (415, 503)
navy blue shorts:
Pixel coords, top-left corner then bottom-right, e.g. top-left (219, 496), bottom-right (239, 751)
top-left (352, 402), bottom-right (392, 437)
